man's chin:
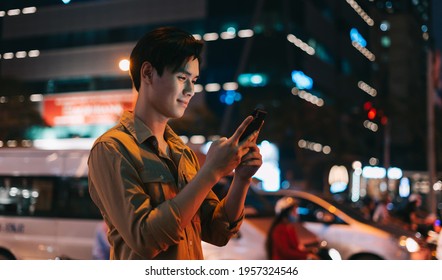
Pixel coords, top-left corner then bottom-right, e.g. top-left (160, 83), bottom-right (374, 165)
top-left (171, 110), bottom-right (186, 119)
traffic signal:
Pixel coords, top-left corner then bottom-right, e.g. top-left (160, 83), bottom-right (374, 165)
top-left (367, 108), bottom-right (376, 120)
top-left (363, 101), bottom-right (387, 125)
top-left (363, 101), bottom-right (372, 111)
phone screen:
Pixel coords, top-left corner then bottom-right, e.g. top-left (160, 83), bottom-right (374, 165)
top-left (239, 109), bottom-right (267, 142)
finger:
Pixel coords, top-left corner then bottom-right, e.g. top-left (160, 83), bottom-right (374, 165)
top-left (240, 149), bottom-right (262, 162)
top-left (229, 115), bottom-right (254, 143)
top-left (242, 148), bottom-right (262, 159)
top-left (245, 130), bottom-right (259, 144)
top-left (241, 141), bottom-right (260, 153)
top-left (210, 137), bottom-right (227, 147)
top-left (242, 120), bottom-right (264, 144)
top-left (258, 120), bottom-right (264, 132)
top-left (240, 155), bottom-right (262, 164)
top-left (249, 121), bottom-right (264, 143)
top-left (237, 131), bottom-right (259, 148)
top-left (238, 158), bottom-right (263, 167)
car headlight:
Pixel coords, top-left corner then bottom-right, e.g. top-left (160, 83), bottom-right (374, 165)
top-left (328, 248), bottom-right (342, 260)
top-left (398, 236), bottom-right (420, 253)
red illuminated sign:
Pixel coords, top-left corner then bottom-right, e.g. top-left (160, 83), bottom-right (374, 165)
top-left (43, 90), bottom-right (135, 126)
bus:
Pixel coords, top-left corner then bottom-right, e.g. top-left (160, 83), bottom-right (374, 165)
top-left (0, 140), bottom-right (103, 260)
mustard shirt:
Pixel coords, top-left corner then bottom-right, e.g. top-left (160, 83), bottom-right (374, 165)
top-left (88, 111), bottom-right (243, 259)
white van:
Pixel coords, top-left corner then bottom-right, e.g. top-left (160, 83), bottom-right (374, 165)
top-left (0, 141), bottom-right (103, 260)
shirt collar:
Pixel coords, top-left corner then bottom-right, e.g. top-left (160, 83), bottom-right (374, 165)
top-left (164, 125), bottom-right (187, 151)
top-left (120, 111), bottom-right (187, 150)
top-left (120, 111), bottom-right (154, 144)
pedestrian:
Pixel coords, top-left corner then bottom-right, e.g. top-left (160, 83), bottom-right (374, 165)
top-left (360, 196), bottom-right (376, 221)
top-left (87, 27), bottom-right (263, 259)
top-left (372, 196), bottom-right (391, 224)
top-left (92, 221), bottom-right (110, 260)
top-left (403, 193), bottom-right (436, 234)
top-left (265, 197), bottom-right (318, 260)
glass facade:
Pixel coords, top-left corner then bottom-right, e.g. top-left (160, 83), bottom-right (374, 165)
top-left (0, 0), bottom-right (431, 191)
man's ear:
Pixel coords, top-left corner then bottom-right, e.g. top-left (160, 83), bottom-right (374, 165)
top-left (141, 61), bottom-right (153, 84)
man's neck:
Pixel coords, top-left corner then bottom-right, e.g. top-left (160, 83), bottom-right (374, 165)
top-left (134, 109), bottom-right (169, 157)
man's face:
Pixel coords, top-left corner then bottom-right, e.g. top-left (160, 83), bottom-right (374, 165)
top-left (149, 58), bottom-right (199, 119)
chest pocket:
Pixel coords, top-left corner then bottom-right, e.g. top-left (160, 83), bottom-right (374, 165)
top-left (140, 168), bottom-right (177, 208)
top-left (179, 154), bottom-right (198, 186)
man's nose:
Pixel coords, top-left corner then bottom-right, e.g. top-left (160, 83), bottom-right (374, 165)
top-left (184, 80), bottom-right (195, 97)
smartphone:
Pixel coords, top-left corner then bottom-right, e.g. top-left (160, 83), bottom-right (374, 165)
top-left (239, 109), bottom-right (267, 142)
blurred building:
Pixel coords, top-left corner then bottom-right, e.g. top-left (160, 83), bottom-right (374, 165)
top-left (0, 0), bottom-right (433, 192)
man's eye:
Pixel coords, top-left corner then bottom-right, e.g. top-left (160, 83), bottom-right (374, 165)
top-left (178, 76), bottom-right (186, 81)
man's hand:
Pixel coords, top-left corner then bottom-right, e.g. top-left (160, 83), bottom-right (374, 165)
top-left (203, 116), bottom-right (258, 180)
top-left (234, 141), bottom-right (262, 181)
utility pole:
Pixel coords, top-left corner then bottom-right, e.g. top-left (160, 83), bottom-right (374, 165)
top-left (427, 49), bottom-right (437, 215)
top-left (383, 120), bottom-right (390, 170)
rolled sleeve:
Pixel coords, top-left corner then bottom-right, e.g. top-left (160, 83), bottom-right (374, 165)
top-left (146, 199), bottom-right (185, 250)
top-left (200, 193), bottom-right (244, 246)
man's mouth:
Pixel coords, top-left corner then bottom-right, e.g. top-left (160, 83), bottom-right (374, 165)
top-left (178, 99), bottom-right (189, 106)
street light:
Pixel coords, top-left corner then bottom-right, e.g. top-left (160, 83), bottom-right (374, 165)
top-left (119, 59), bottom-right (130, 71)
top-left (328, 165), bottom-right (349, 193)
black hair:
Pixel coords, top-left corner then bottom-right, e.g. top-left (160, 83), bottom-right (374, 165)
top-left (129, 26), bottom-right (204, 91)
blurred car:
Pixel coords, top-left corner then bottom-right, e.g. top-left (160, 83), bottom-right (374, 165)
top-left (202, 191), bottom-right (340, 260)
top-left (258, 189), bottom-right (431, 260)
top-left (202, 214), bottom-right (334, 260)
top-left (203, 188), bottom-right (431, 260)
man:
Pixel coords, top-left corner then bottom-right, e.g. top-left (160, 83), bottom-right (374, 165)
top-left (88, 27), bottom-right (263, 259)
